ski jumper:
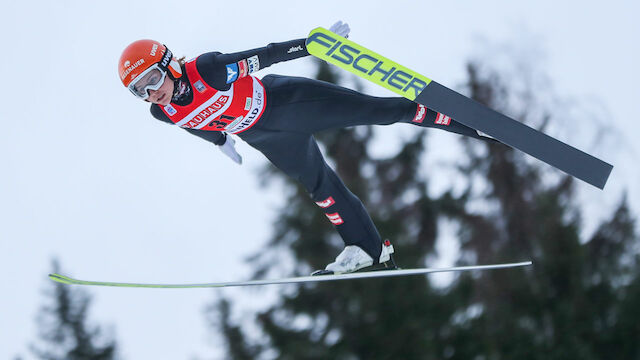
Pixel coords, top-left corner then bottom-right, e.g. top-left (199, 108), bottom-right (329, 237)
top-left (150, 38), bottom-right (491, 260)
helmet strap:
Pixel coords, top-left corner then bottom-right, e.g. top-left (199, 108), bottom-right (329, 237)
top-left (161, 46), bottom-right (183, 81)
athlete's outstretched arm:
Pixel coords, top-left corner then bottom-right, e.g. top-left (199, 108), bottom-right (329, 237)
top-left (195, 20), bottom-right (350, 89)
top-left (196, 38), bottom-right (310, 90)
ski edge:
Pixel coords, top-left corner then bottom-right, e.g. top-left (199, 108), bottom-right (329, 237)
top-left (48, 261), bottom-right (532, 289)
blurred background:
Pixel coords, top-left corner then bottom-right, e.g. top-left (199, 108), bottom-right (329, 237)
top-left (1, 1), bottom-right (638, 359)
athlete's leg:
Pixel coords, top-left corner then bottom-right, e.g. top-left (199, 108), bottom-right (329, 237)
top-left (240, 128), bottom-right (383, 260)
top-left (261, 74), bottom-right (493, 141)
top-left (262, 75), bottom-right (413, 132)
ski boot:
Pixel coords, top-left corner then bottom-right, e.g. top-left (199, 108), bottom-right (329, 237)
top-left (312, 240), bottom-right (397, 275)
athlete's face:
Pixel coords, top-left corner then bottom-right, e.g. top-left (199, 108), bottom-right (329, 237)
top-left (147, 76), bottom-right (174, 106)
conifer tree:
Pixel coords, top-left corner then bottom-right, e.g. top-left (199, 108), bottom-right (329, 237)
top-left (435, 61), bottom-right (640, 360)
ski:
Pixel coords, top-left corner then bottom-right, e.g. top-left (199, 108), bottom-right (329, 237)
top-left (48, 261), bottom-right (532, 289)
top-left (306, 27), bottom-right (613, 190)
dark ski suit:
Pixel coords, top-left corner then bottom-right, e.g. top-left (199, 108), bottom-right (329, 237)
top-left (150, 38), bottom-right (490, 260)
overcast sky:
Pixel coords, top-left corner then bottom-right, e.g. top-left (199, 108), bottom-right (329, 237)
top-left (2, 1), bottom-right (638, 359)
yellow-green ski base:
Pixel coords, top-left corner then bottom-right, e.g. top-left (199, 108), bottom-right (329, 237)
top-left (306, 27), bottom-right (431, 101)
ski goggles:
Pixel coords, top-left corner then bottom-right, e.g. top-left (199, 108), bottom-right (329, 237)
top-left (128, 64), bottom-right (167, 100)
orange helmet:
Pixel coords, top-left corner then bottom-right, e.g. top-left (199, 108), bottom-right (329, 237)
top-left (118, 39), bottom-right (182, 99)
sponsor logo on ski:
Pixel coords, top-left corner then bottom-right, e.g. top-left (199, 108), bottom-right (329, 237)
top-left (315, 196), bottom-right (335, 208)
top-left (194, 80), bottom-right (206, 93)
top-left (434, 113), bottom-right (451, 126)
top-left (326, 212), bottom-right (344, 225)
top-left (306, 31), bottom-right (429, 98)
top-left (226, 63), bottom-right (239, 83)
top-left (164, 104), bottom-right (177, 116)
top-left (288, 45), bottom-right (304, 53)
top-left (247, 55), bottom-right (260, 74)
top-left (413, 104), bottom-right (426, 123)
